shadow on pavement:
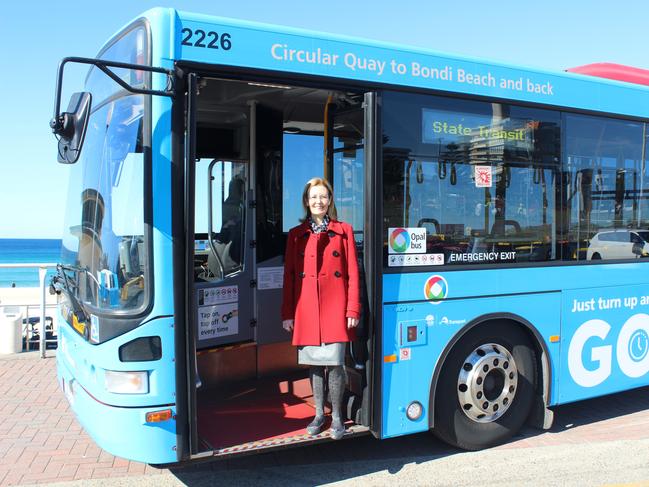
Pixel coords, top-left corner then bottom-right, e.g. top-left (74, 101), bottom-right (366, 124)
top-left (513, 384), bottom-right (649, 441)
top-left (168, 385), bottom-right (649, 486)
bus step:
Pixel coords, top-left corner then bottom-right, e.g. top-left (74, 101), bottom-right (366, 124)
top-left (210, 424), bottom-right (369, 458)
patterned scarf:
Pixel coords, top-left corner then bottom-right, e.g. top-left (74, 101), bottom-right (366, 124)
top-left (309, 214), bottom-right (330, 234)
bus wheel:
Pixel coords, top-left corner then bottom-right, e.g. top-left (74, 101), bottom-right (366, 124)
top-left (433, 323), bottom-right (536, 450)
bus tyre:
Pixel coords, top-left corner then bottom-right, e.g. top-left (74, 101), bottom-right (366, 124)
top-left (433, 323), bottom-right (536, 450)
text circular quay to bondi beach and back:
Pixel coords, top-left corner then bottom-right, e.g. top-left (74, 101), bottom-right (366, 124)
top-left (270, 44), bottom-right (554, 95)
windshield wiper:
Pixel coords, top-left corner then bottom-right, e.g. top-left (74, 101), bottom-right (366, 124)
top-left (50, 264), bottom-right (92, 324)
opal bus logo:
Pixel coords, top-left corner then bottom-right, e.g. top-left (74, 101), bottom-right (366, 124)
top-left (389, 228), bottom-right (410, 253)
top-left (424, 275), bottom-right (448, 304)
top-left (388, 227), bottom-right (427, 254)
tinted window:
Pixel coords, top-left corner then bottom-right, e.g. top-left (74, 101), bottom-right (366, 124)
top-left (614, 232), bottom-right (627, 242)
top-left (564, 114), bottom-right (647, 261)
top-left (382, 92), bottom-right (560, 268)
top-left (598, 232), bottom-right (616, 242)
top-left (61, 26), bottom-right (150, 317)
top-left (61, 93), bottom-right (147, 311)
top-left (332, 108), bottom-right (364, 240)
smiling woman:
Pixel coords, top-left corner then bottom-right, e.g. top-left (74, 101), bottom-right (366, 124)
top-left (282, 177), bottom-right (361, 440)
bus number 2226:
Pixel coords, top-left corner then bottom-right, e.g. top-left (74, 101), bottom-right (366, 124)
top-left (181, 28), bottom-right (232, 50)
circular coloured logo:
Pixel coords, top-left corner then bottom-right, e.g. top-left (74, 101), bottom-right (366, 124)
top-left (424, 275), bottom-right (448, 304)
top-left (390, 228), bottom-right (410, 253)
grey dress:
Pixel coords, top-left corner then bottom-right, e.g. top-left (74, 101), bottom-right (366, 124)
top-left (298, 341), bottom-right (346, 366)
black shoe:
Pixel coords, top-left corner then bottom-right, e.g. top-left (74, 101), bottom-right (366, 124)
top-left (306, 415), bottom-right (325, 435)
top-left (329, 418), bottom-right (345, 440)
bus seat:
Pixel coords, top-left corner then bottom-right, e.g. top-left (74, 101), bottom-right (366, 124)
top-left (417, 218), bottom-right (441, 234)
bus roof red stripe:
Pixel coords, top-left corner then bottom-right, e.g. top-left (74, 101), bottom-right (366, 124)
top-left (567, 63), bottom-right (649, 87)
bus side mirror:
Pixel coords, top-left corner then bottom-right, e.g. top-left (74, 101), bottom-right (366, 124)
top-left (51, 92), bottom-right (92, 164)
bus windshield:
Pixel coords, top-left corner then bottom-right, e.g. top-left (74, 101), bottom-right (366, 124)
top-left (60, 26), bottom-right (149, 315)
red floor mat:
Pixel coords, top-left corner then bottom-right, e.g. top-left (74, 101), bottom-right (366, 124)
top-left (197, 375), bottom-right (324, 449)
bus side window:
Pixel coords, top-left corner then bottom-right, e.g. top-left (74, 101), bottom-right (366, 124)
top-left (381, 91), bottom-right (561, 267)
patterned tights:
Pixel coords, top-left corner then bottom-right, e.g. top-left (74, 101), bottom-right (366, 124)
top-left (309, 365), bottom-right (345, 421)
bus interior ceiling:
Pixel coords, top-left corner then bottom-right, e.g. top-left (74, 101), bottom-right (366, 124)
top-left (191, 77), bottom-right (366, 451)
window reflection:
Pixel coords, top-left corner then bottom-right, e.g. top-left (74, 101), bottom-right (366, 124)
top-left (564, 114), bottom-right (648, 261)
top-left (61, 94), bottom-right (146, 310)
top-left (332, 108), bottom-right (364, 241)
top-left (382, 91), bottom-right (649, 268)
top-left (382, 92), bottom-right (559, 267)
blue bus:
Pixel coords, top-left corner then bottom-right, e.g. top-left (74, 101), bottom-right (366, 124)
top-left (50, 8), bottom-right (649, 464)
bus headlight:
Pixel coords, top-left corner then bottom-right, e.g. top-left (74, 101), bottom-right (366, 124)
top-left (104, 370), bottom-right (149, 394)
top-left (406, 401), bottom-right (423, 421)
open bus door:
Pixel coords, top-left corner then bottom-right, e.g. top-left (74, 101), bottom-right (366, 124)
top-left (181, 72), bottom-right (258, 459)
top-left (180, 71), bottom-right (378, 459)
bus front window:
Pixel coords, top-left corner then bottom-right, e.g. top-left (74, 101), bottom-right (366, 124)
top-left (60, 25), bottom-right (149, 318)
top-left (62, 94), bottom-right (146, 312)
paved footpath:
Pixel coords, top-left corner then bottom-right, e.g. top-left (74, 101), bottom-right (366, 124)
top-left (1, 351), bottom-right (648, 486)
top-left (0, 352), bottom-right (166, 486)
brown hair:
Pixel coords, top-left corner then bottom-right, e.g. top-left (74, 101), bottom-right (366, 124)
top-left (301, 177), bottom-right (338, 221)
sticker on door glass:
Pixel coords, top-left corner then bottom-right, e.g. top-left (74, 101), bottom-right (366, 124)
top-left (257, 266), bottom-right (284, 290)
top-left (198, 285), bottom-right (238, 305)
top-left (474, 166), bottom-right (493, 188)
top-left (389, 253), bottom-right (444, 267)
top-left (388, 228), bottom-right (426, 254)
top-left (198, 301), bottom-right (239, 340)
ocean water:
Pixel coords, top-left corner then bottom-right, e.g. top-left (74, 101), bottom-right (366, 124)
top-left (0, 239), bottom-right (62, 288)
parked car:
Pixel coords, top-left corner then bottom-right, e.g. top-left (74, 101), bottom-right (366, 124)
top-left (587, 229), bottom-right (649, 260)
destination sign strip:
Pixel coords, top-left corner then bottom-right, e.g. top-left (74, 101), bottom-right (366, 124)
top-left (174, 13), bottom-right (649, 119)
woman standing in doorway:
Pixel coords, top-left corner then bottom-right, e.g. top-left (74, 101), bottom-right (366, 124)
top-left (281, 177), bottom-right (360, 440)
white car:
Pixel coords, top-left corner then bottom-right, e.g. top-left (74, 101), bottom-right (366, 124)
top-left (587, 229), bottom-right (649, 260)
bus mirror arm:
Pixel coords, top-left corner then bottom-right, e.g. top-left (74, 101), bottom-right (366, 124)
top-left (50, 57), bottom-right (175, 163)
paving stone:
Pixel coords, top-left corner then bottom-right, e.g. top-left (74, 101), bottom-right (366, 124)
top-left (1, 351), bottom-right (649, 486)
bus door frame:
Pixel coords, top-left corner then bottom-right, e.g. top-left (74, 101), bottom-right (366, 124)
top-left (175, 70), bottom-right (203, 460)
top-left (325, 92), bottom-right (382, 434)
top-left (364, 91), bottom-right (383, 437)
top-left (177, 70), bottom-right (260, 460)
top-left (174, 68), bottom-right (385, 458)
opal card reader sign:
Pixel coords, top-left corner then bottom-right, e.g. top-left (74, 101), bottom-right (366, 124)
top-left (388, 228), bottom-right (427, 254)
top-left (197, 285), bottom-right (239, 340)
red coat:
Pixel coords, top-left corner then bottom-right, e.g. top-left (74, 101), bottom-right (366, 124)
top-left (281, 219), bottom-right (361, 346)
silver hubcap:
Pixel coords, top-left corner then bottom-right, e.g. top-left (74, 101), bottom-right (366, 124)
top-left (457, 343), bottom-right (518, 423)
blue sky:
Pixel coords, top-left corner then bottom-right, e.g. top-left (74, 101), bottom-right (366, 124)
top-left (2, 0), bottom-right (649, 238)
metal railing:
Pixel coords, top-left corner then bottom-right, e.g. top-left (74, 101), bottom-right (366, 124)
top-left (0, 263), bottom-right (58, 358)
